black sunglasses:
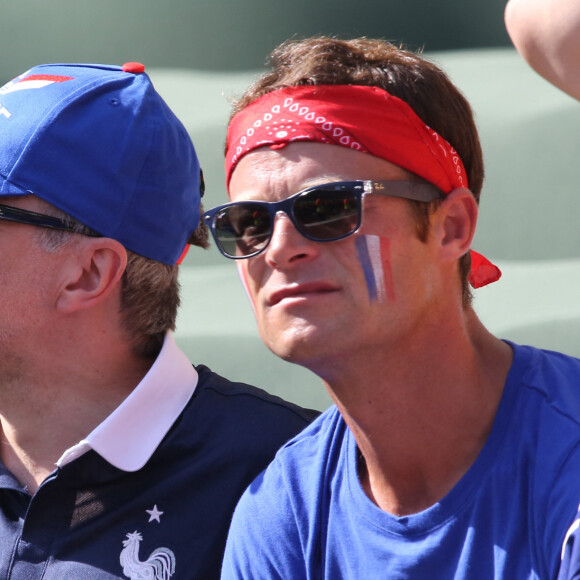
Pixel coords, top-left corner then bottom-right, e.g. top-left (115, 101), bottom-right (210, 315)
top-left (203, 180), bottom-right (442, 259)
top-left (0, 203), bottom-right (101, 236)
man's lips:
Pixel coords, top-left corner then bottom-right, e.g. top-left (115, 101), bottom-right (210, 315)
top-left (267, 282), bottom-right (340, 306)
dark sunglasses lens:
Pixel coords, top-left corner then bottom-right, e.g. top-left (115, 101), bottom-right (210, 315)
top-left (213, 205), bottom-right (272, 257)
top-left (293, 189), bottom-right (360, 240)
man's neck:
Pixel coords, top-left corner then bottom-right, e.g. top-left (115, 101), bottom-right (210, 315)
top-left (0, 345), bottom-right (154, 494)
top-left (323, 310), bottom-right (513, 516)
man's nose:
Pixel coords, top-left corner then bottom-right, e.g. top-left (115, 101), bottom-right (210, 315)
top-left (264, 212), bottom-right (319, 268)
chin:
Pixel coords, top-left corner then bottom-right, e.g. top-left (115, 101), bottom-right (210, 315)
top-left (262, 324), bottom-right (327, 366)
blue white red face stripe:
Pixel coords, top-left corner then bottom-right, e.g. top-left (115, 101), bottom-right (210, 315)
top-left (356, 236), bottom-right (382, 302)
top-left (355, 235), bottom-right (395, 303)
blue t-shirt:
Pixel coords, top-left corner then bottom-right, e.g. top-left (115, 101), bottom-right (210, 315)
top-left (222, 344), bottom-right (580, 579)
top-left (559, 504), bottom-right (580, 579)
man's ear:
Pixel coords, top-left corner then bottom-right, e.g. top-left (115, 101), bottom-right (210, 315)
top-left (56, 238), bottom-right (128, 313)
top-left (435, 187), bottom-right (478, 262)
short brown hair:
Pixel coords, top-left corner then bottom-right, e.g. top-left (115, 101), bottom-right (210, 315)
top-left (230, 37), bottom-right (484, 304)
top-left (34, 199), bottom-right (209, 359)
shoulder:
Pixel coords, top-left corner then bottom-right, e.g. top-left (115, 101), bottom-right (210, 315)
top-left (510, 343), bottom-right (580, 402)
top-left (511, 343), bottom-right (580, 411)
top-left (273, 404), bottom-right (347, 469)
top-left (508, 344), bottom-right (580, 573)
top-left (230, 404), bottom-right (346, 512)
top-left (222, 406), bottom-right (346, 579)
top-left (511, 340), bottom-right (580, 370)
top-left (190, 364), bottom-right (320, 451)
top-left (508, 343), bottom-right (580, 458)
top-left (231, 405), bottom-right (347, 520)
top-left (193, 364), bottom-right (320, 421)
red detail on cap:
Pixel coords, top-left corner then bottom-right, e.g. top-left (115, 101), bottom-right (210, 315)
top-left (122, 62), bottom-right (145, 74)
top-left (176, 244), bottom-right (190, 265)
top-left (20, 75), bottom-right (74, 83)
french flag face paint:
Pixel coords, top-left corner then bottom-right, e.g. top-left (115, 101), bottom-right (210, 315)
top-left (355, 235), bottom-right (396, 303)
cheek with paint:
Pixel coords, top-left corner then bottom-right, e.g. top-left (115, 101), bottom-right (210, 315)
top-left (354, 235), bottom-right (396, 303)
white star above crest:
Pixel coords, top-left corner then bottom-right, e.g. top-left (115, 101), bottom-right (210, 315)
top-left (146, 505), bottom-right (163, 523)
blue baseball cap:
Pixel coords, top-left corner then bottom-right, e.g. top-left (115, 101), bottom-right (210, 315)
top-left (0, 62), bottom-right (203, 264)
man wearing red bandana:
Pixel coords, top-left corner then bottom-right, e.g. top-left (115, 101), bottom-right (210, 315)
top-left (207, 37), bottom-right (580, 579)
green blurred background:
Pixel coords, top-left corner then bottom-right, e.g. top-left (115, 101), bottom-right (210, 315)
top-left (2, 1), bottom-right (579, 410)
top-left (1, 0), bottom-right (512, 76)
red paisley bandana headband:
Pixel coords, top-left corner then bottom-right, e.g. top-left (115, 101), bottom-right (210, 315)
top-left (225, 84), bottom-right (500, 288)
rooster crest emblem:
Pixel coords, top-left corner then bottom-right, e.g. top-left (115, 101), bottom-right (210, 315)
top-left (120, 531), bottom-right (176, 580)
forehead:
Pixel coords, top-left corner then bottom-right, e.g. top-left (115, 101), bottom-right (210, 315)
top-left (228, 142), bottom-right (411, 201)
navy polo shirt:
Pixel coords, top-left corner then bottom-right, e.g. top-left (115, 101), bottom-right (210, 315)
top-left (0, 334), bottom-right (318, 579)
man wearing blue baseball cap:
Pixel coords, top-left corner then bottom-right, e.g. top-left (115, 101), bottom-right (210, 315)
top-left (0, 62), bottom-right (317, 579)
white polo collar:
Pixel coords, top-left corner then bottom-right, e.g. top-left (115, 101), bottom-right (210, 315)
top-left (57, 332), bottom-right (197, 471)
